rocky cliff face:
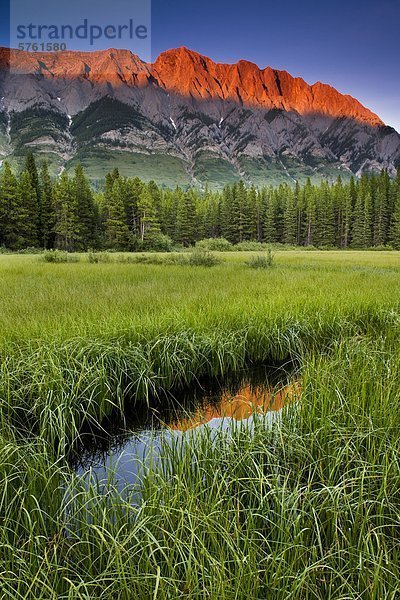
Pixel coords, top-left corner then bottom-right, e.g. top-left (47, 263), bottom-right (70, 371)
top-left (0, 46), bottom-right (399, 186)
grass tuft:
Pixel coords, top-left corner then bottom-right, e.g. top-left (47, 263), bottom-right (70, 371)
top-left (246, 249), bottom-right (274, 269)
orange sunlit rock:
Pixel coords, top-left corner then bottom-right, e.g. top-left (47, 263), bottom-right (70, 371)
top-left (0, 46), bottom-right (384, 127)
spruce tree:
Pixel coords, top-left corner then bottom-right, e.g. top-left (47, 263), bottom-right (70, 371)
top-left (235, 181), bottom-right (253, 242)
top-left (0, 162), bottom-right (23, 249)
top-left (315, 182), bottom-right (335, 247)
top-left (161, 188), bottom-right (179, 241)
top-left (39, 162), bottom-right (55, 249)
top-left (124, 177), bottom-right (143, 236)
top-left (304, 178), bottom-right (316, 246)
top-left (176, 192), bottom-right (197, 246)
top-left (219, 185), bottom-right (235, 242)
top-left (53, 171), bottom-right (80, 251)
top-left (283, 187), bottom-right (297, 245)
top-left (24, 152), bottom-right (41, 243)
top-left (352, 191), bottom-right (372, 248)
top-left (264, 189), bottom-right (281, 244)
top-left (390, 181), bottom-right (400, 249)
top-left (201, 191), bottom-right (220, 239)
top-left (373, 184), bottom-right (388, 246)
top-left (72, 164), bottom-right (98, 249)
top-left (19, 170), bottom-right (39, 247)
top-left (104, 179), bottom-right (132, 250)
top-left (137, 186), bottom-right (160, 243)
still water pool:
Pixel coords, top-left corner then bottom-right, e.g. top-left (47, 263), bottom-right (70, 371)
top-left (73, 365), bottom-right (298, 492)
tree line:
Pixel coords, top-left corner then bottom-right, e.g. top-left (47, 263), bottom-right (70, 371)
top-left (0, 154), bottom-right (400, 251)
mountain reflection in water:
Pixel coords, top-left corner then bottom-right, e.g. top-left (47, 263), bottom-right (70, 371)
top-left (169, 381), bottom-right (299, 431)
top-left (74, 366), bottom-right (299, 491)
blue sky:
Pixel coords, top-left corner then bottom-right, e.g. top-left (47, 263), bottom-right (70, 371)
top-left (1, 0), bottom-right (399, 131)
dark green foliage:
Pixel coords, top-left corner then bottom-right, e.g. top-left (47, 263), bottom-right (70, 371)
top-left (72, 164), bottom-right (99, 250)
top-left (103, 177), bottom-right (133, 251)
top-left (390, 168), bottom-right (400, 249)
top-left (0, 160), bottom-right (398, 251)
top-left (71, 97), bottom-right (150, 144)
top-left (39, 162), bottom-right (55, 249)
top-left (0, 162), bottom-right (23, 249)
top-left (176, 192), bottom-right (197, 246)
top-left (10, 108), bottom-right (69, 155)
top-left (19, 170), bottom-right (39, 247)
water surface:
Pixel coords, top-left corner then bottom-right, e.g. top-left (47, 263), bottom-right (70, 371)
top-left (74, 365), bottom-right (298, 491)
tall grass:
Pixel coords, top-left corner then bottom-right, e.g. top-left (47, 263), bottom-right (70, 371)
top-left (0, 251), bottom-right (399, 598)
top-left (246, 249), bottom-right (274, 269)
top-left (1, 335), bottom-right (399, 598)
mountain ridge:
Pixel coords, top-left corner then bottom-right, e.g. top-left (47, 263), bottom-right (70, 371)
top-left (0, 46), bottom-right (385, 126)
top-left (0, 46), bottom-right (399, 187)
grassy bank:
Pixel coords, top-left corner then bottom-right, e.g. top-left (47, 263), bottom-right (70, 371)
top-left (0, 251), bottom-right (399, 598)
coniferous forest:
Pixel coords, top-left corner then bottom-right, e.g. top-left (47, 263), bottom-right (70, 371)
top-left (1, 153), bottom-right (400, 251)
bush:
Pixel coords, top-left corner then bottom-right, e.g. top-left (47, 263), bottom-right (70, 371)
top-left (196, 238), bottom-right (233, 252)
top-left (187, 249), bottom-right (221, 267)
top-left (126, 254), bottom-right (165, 265)
top-left (41, 250), bottom-right (80, 263)
top-left (367, 245), bottom-right (394, 252)
top-left (246, 250), bottom-right (274, 269)
top-left (235, 241), bottom-right (270, 252)
top-left (133, 234), bottom-right (174, 253)
top-left (87, 252), bottom-right (112, 263)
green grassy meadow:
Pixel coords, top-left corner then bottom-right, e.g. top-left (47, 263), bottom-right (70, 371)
top-left (0, 250), bottom-right (400, 598)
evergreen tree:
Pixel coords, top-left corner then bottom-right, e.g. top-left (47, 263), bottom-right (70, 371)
top-left (161, 188), bottom-right (179, 241)
top-left (1, 157), bottom-right (400, 252)
top-left (24, 152), bottom-right (41, 244)
top-left (235, 181), bottom-right (253, 242)
top-left (0, 162), bottom-right (23, 249)
top-left (19, 170), bottom-right (39, 247)
top-left (176, 192), bottom-right (197, 246)
top-left (147, 180), bottom-right (162, 220)
top-left (72, 164), bottom-right (98, 249)
top-left (315, 182), bottom-right (335, 247)
top-left (352, 190), bottom-right (372, 248)
top-left (283, 187), bottom-right (297, 245)
top-left (104, 178), bottom-right (132, 250)
top-left (304, 179), bottom-right (316, 246)
top-left (200, 191), bottom-right (220, 239)
top-left (373, 182), bottom-right (389, 246)
top-left (219, 185), bottom-right (235, 242)
top-left (124, 177), bottom-right (143, 236)
top-left (341, 188), bottom-right (352, 248)
top-left (263, 188), bottom-right (283, 244)
top-left (39, 162), bottom-right (55, 249)
top-left (137, 187), bottom-right (160, 243)
top-left (334, 176), bottom-right (352, 248)
top-left (390, 178), bottom-right (400, 249)
top-left (53, 171), bottom-right (80, 251)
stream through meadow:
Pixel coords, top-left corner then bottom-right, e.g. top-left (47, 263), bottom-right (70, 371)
top-left (72, 364), bottom-right (299, 492)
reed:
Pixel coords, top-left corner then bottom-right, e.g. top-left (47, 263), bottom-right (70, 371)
top-left (0, 250), bottom-right (399, 598)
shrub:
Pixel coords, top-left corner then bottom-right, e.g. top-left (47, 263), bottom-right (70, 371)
top-left (87, 252), bottom-right (113, 263)
top-left (187, 249), bottom-right (221, 267)
top-left (246, 250), bottom-right (274, 269)
top-left (367, 245), bottom-right (394, 252)
top-left (133, 234), bottom-right (174, 253)
top-left (128, 254), bottom-right (165, 265)
top-left (196, 238), bottom-right (233, 252)
top-left (235, 241), bottom-right (270, 252)
top-left (41, 250), bottom-right (80, 263)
